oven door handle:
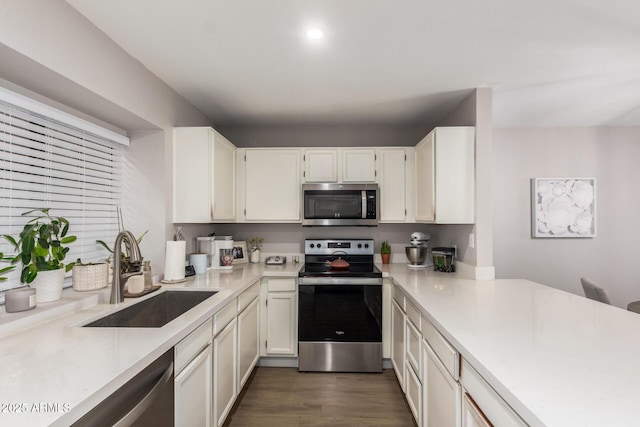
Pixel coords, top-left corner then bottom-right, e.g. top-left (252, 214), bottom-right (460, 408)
top-left (298, 277), bottom-right (382, 286)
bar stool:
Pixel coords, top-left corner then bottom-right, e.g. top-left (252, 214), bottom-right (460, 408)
top-left (580, 277), bottom-right (612, 304)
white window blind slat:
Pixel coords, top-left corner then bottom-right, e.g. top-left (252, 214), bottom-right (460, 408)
top-left (0, 92), bottom-right (125, 297)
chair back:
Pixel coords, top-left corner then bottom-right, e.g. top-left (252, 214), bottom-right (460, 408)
top-left (581, 277), bottom-right (612, 305)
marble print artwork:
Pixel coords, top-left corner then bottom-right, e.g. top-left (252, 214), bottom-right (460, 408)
top-left (531, 178), bottom-right (596, 238)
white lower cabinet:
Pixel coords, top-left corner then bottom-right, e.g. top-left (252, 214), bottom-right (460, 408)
top-left (422, 341), bottom-right (461, 427)
top-left (260, 278), bottom-right (297, 356)
top-left (213, 316), bottom-right (238, 427)
top-left (237, 297), bottom-right (260, 389)
top-left (460, 359), bottom-right (527, 427)
top-left (462, 392), bottom-right (492, 427)
top-left (405, 361), bottom-right (423, 424)
top-left (174, 320), bottom-right (213, 427)
top-left (390, 298), bottom-right (406, 390)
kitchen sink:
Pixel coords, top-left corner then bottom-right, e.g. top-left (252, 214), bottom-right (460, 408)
top-left (84, 290), bottom-right (218, 328)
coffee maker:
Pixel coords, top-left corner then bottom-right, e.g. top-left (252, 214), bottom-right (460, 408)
top-left (198, 236), bottom-right (234, 270)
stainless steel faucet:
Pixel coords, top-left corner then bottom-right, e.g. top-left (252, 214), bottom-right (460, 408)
top-left (110, 230), bottom-right (143, 304)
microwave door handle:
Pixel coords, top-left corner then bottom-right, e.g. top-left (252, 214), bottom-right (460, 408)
top-left (361, 190), bottom-right (367, 219)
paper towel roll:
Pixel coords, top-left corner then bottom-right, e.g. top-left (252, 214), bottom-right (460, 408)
top-left (164, 240), bottom-right (186, 281)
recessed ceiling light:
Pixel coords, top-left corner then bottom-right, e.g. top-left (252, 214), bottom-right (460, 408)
top-left (306, 27), bottom-right (324, 40)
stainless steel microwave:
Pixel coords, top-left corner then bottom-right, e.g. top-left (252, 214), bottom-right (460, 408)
top-left (302, 183), bottom-right (379, 226)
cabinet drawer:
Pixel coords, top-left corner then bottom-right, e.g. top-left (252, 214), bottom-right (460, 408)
top-left (422, 316), bottom-right (459, 380)
top-left (238, 281), bottom-right (260, 312)
top-left (406, 299), bottom-right (421, 331)
top-left (461, 359), bottom-right (527, 427)
top-left (392, 285), bottom-right (405, 311)
top-left (266, 278), bottom-right (296, 292)
top-left (213, 301), bottom-right (237, 336)
top-left (175, 319), bottom-right (212, 374)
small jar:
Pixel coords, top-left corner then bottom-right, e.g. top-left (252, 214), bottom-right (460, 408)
top-left (142, 260), bottom-right (153, 289)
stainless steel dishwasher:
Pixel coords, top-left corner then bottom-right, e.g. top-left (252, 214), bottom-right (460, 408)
top-left (72, 349), bottom-right (174, 426)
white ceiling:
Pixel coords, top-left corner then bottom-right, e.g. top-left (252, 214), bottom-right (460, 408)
top-left (66, 0), bottom-right (640, 128)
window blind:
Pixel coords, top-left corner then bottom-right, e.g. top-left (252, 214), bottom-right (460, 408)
top-left (0, 92), bottom-right (126, 296)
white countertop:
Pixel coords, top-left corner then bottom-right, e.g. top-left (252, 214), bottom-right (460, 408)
top-left (380, 264), bottom-right (640, 427)
top-left (0, 262), bottom-right (300, 426)
top-left (2, 262), bottom-right (640, 426)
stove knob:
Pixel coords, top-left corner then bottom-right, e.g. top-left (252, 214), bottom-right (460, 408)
top-left (357, 243), bottom-right (362, 248)
top-left (310, 243), bottom-right (315, 248)
top-left (364, 243), bottom-right (369, 248)
top-left (317, 243), bottom-right (321, 248)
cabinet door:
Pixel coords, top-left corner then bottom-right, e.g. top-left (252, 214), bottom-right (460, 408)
top-left (433, 127), bottom-right (475, 224)
top-left (265, 292), bottom-right (297, 355)
top-left (415, 131), bottom-right (435, 222)
top-left (423, 341), bottom-right (461, 427)
top-left (173, 127), bottom-right (212, 223)
top-left (175, 344), bottom-right (212, 427)
top-left (213, 317), bottom-right (238, 427)
top-left (304, 149), bottom-right (337, 182)
top-left (237, 297), bottom-right (260, 389)
top-left (405, 363), bottom-right (422, 425)
top-left (212, 131), bottom-right (236, 221)
top-left (462, 392), bottom-right (492, 427)
top-left (342, 148), bottom-right (376, 182)
top-left (377, 148), bottom-right (407, 222)
top-left (244, 149), bottom-right (301, 221)
top-left (390, 299), bottom-right (406, 390)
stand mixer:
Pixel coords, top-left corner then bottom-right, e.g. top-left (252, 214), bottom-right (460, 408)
top-left (405, 232), bottom-right (431, 268)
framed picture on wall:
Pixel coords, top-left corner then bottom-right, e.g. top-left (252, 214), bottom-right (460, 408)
top-left (232, 241), bottom-right (248, 264)
top-left (531, 178), bottom-right (596, 238)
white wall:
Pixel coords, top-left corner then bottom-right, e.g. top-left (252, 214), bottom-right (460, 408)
top-left (0, 0), bottom-right (211, 273)
top-left (493, 127), bottom-right (640, 307)
top-left (437, 88), bottom-right (494, 274)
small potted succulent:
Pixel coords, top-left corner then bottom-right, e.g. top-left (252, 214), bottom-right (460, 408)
top-left (381, 241), bottom-right (391, 264)
top-left (3, 208), bottom-right (76, 303)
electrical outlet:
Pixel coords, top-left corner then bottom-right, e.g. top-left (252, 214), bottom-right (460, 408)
top-left (468, 233), bottom-right (475, 249)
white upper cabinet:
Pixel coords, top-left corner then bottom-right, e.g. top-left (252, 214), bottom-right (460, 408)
top-left (173, 127), bottom-right (236, 223)
top-left (377, 148), bottom-right (414, 222)
top-left (304, 149), bottom-right (338, 182)
top-left (415, 127), bottom-right (475, 224)
top-left (242, 148), bottom-right (301, 222)
top-left (342, 148), bottom-right (376, 182)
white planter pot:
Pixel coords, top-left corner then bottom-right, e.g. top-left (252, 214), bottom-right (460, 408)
top-left (32, 268), bottom-right (65, 303)
top-left (72, 263), bottom-right (108, 291)
top-left (250, 249), bottom-right (260, 263)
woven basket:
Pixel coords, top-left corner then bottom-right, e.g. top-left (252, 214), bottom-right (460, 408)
top-left (72, 263), bottom-right (109, 291)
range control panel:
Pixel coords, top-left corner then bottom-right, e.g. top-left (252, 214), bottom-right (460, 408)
top-left (304, 239), bottom-right (374, 256)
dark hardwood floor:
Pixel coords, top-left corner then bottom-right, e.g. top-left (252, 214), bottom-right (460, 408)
top-left (223, 367), bottom-right (417, 426)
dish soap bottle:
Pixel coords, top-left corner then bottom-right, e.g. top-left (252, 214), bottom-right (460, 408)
top-left (142, 260), bottom-right (153, 290)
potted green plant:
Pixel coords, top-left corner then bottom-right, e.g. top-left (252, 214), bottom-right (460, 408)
top-left (381, 241), bottom-right (391, 264)
top-left (96, 229), bottom-right (148, 275)
top-left (3, 208), bottom-right (76, 303)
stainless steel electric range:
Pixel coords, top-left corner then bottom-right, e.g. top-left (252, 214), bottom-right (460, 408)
top-left (298, 238), bottom-right (383, 373)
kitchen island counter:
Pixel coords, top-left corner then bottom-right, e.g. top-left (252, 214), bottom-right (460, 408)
top-left (380, 264), bottom-right (640, 427)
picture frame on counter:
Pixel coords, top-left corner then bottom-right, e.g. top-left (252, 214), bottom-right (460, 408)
top-left (232, 241), bottom-right (248, 264)
top-left (531, 177), bottom-right (596, 238)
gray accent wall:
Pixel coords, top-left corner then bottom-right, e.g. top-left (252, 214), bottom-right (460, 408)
top-left (493, 127), bottom-right (640, 307)
top-left (217, 124), bottom-right (430, 147)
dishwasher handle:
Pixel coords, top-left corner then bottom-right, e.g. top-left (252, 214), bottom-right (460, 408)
top-left (113, 361), bottom-right (174, 427)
